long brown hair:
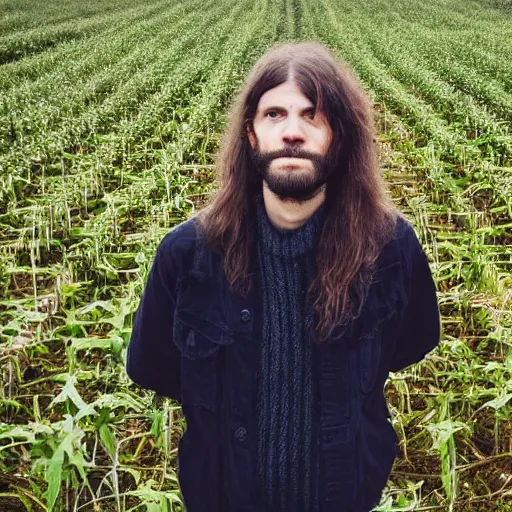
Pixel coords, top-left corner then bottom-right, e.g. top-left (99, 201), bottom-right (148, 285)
top-left (195, 41), bottom-right (401, 342)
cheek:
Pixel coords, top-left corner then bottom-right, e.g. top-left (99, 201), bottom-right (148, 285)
top-left (254, 122), bottom-right (280, 146)
top-left (314, 129), bottom-right (332, 154)
top-left (255, 133), bottom-right (275, 152)
top-left (310, 118), bottom-right (332, 152)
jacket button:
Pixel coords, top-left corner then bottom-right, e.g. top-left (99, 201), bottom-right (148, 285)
top-left (240, 309), bottom-right (251, 323)
top-left (234, 426), bottom-right (247, 442)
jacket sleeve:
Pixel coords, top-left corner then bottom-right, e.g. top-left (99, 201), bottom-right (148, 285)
top-left (126, 231), bottom-right (182, 402)
top-left (388, 227), bottom-right (441, 373)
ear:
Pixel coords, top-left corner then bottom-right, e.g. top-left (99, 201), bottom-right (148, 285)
top-left (246, 123), bottom-right (256, 149)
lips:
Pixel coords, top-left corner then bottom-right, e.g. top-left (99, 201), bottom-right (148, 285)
top-left (273, 157), bottom-right (312, 170)
top-left (274, 156), bottom-right (305, 163)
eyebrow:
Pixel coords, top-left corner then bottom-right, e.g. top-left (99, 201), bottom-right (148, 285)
top-left (260, 105), bottom-right (316, 115)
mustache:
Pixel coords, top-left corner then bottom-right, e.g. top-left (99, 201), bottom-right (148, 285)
top-left (254, 146), bottom-right (325, 162)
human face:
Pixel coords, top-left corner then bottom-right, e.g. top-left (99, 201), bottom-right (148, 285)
top-left (247, 79), bottom-right (333, 201)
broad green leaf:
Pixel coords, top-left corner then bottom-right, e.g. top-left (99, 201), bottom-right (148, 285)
top-left (49, 376), bottom-right (87, 410)
top-left (46, 426), bottom-right (85, 510)
top-left (75, 300), bottom-right (115, 316)
top-left (74, 403), bottom-right (97, 421)
top-left (99, 423), bottom-right (117, 459)
top-left (46, 446), bottom-right (65, 512)
top-left (69, 451), bottom-right (87, 480)
top-left (478, 392), bottom-right (512, 412)
top-left (440, 440), bottom-right (451, 498)
top-left (424, 420), bottom-right (470, 450)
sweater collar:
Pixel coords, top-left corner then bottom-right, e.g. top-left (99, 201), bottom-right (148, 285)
top-left (255, 192), bottom-right (327, 260)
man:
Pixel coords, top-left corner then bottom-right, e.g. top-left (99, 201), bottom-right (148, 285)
top-left (126, 42), bottom-right (441, 512)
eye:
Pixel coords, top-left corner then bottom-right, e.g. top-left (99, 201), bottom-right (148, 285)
top-left (304, 109), bottom-right (316, 119)
top-left (265, 110), bottom-right (281, 119)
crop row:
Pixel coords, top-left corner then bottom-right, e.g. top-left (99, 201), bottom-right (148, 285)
top-left (0, 0), bottom-right (227, 189)
top-left (0, 0), bottom-right (144, 37)
top-left (0, 0), bottom-right (179, 65)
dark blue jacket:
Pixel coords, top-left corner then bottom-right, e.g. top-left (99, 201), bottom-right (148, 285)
top-left (126, 214), bottom-right (441, 512)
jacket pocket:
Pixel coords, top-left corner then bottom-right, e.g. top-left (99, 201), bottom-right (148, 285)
top-left (173, 312), bottom-right (234, 411)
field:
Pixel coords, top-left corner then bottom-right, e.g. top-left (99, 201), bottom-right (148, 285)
top-left (0, 0), bottom-right (511, 510)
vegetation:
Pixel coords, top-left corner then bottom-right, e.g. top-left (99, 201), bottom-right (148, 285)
top-left (0, 0), bottom-right (511, 510)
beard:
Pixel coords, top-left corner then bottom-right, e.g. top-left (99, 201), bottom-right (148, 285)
top-left (250, 143), bottom-right (333, 202)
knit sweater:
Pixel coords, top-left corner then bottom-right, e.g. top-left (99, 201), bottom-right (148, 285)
top-left (255, 193), bottom-right (326, 511)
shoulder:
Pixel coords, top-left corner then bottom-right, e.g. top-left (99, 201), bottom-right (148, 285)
top-left (156, 216), bottom-right (201, 272)
top-left (373, 214), bottom-right (414, 263)
top-left (392, 214), bottom-right (431, 279)
top-left (374, 214), bottom-right (424, 274)
top-left (394, 214), bottom-right (418, 243)
top-left (392, 214), bottom-right (424, 254)
top-left (160, 216), bottom-right (199, 248)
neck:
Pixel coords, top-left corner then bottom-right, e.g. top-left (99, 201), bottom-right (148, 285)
top-left (262, 182), bottom-right (327, 230)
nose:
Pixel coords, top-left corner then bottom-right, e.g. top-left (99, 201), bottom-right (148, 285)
top-left (281, 116), bottom-right (305, 146)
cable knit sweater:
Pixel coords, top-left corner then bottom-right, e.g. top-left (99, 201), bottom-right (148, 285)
top-left (255, 193), bottom-right (326, 511)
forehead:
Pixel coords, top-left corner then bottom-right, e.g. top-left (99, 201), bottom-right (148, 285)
top-left (256, 79), bottom-right (313, 111)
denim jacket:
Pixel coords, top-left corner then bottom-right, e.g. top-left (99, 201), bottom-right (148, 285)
top-left (126, 214), bottom-right (441, 512)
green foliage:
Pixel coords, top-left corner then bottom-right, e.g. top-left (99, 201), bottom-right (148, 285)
top-left (1, 0), bottom-right (512, 510)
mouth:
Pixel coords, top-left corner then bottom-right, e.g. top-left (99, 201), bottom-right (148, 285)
top-left (274, 156), bottom-right (308, 165)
